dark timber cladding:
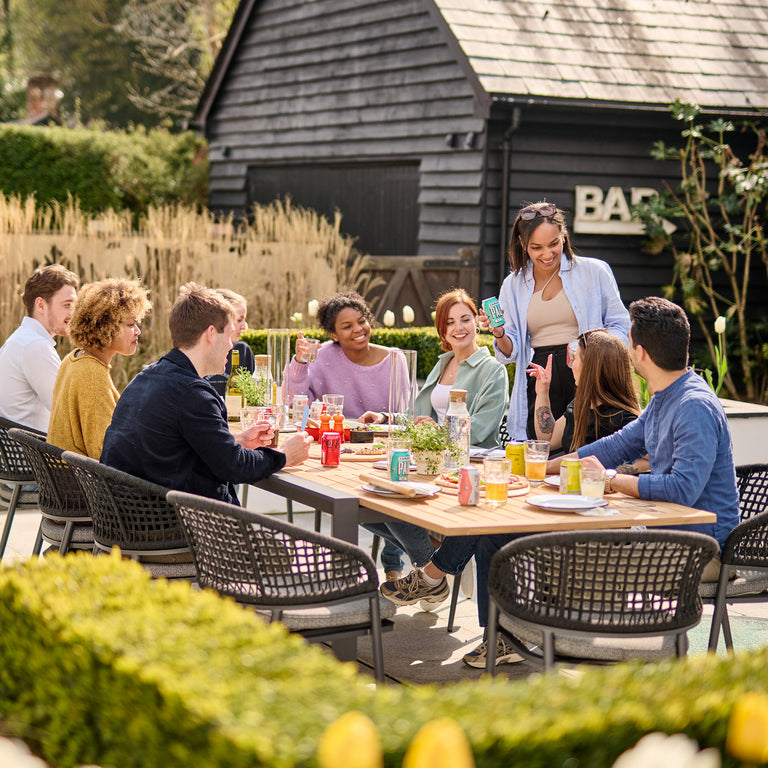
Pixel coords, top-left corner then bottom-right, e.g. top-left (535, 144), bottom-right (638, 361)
top-left (204, 0), bottom-right (486, 259)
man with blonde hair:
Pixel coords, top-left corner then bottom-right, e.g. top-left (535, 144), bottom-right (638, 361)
top-left (101, 283), bottom-right (312, 504)
top-left (0, 264), bottom-right (79, 431)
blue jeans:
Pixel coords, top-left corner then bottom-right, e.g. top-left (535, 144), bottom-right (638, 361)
top-left (363, 521), bottom-right (435, 570)
top-left (432, 533), bottom-right (521, 627)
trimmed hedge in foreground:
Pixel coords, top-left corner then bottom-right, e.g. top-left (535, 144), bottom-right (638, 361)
top-left (0, 553), bottom-right (765, 767)
top-left (241, 327), bottom-right (498, 382)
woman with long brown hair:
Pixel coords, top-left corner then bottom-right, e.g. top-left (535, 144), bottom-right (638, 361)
top-left (529, 328), bottom-right (639, 454)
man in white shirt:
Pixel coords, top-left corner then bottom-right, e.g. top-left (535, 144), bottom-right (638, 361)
top-left (0, 265), bottom-right (79, 432)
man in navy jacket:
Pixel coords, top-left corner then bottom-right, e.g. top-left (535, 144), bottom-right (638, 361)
top-left (102, 283), bottom-right (311, 504)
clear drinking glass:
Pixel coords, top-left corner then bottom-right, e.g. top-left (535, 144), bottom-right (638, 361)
top-left (267, 328), bottom-right (290, 405)
top-left (524, 440), bottom-right (550, 485)
top-left (303, 337), bottom-right (321, 363)
top-left (388, 348), bottom-right (417, 429)
top-left (484, 457), bottom-right (512, 507)
top-left (323, 393), bottom-right (345, 417)
top-left (580, 466), bottom-right (606, 501)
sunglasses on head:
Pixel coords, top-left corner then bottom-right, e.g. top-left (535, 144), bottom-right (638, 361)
top-left (519, 203), bottom-right (556, 221)
top-left (566, 330), bottom-right (602, 367)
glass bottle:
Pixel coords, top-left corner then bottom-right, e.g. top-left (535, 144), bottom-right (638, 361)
top-left (225, 349), bottom-right (242, 421)
top-left (444, 389), bottom-right (471, 470)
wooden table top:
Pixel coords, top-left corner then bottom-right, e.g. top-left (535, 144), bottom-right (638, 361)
top-left (277, 449), bottom-right (717, 538)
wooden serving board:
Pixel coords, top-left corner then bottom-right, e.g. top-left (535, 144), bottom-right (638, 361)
top-left (309, 444), bottom-right (386, 462)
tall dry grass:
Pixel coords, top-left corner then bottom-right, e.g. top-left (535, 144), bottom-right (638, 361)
top-left (0, 195), bottom-right (376, 389)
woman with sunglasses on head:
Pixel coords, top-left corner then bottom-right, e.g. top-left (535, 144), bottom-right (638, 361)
top-left (479, 202), bottom-right (630, 441)
top-left (529, 329), bottom-right (639, 455)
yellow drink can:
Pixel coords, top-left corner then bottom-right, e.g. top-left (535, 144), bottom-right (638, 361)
top-left (505, 442), bottom-right (525, 475)
top-left (560, 458), bottom-right (581, 494)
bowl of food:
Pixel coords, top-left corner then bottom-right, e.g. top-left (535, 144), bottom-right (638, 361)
top-left (349, 426), bottom-right (375, 443)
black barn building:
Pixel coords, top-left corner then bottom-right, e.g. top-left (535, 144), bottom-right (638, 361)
top-left (192, 0), bottom-right (768, 322)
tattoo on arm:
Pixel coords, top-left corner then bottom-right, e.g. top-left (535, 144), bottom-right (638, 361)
top-left (535, 406), bottom-right (555, 436)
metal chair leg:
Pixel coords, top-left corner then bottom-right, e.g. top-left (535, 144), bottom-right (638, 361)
top-left (486, 603), bottom-right (499, 676)
top-left (707, 568), bottom-right (731, 652)
top-left (286, 498), bottom-right (294, 523)
top-left (371, 534), bottom-right (381, 565)
top-left (722, 611), bottom-right (734, 652)
top-left (0, 483), bottom-right (21, 560)
top-left (59, 521), bottom-right (75, 554)
top-left (32, 521), bottom-right (44, 556)
top-left (446, 568), bottom-right (463, 632)
top-left (314, 509), bottom-right (322, 532)
top-left (369, 593), bottom-right (386, 683)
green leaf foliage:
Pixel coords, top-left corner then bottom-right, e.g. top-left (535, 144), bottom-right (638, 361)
top-left (0, 553), bottom-right (767, 767)
top-left (0, 124), bottom-right (208, 216)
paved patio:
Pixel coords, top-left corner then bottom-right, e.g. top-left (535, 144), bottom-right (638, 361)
top-left (5, 487), bottom-right (767, 687)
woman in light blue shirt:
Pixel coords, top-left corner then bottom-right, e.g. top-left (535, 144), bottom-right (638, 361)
top-left (481, 202), bottom-right (630, 440)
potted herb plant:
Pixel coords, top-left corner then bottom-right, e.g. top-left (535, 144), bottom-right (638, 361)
top-left (402, 420), bottom-right (459, 476)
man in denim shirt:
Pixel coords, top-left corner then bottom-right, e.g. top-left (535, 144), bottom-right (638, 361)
top-left (101, 283), bottom-right (311, 504)
top-left (576, 296), bottom-right (739, 551)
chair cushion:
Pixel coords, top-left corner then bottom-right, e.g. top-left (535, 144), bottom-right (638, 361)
top-left (41, 518), bottom-right (94, 545)
top-left (699, 572), bottom-right (768, 599)
top-left (0, 484), bottom-right (39, 508)
top-left (141, 560), bottom-right (198, 580)
top-left (499, 614), bottom-right (687, 662)
top-left (254, 594), bottom-right (396, 631)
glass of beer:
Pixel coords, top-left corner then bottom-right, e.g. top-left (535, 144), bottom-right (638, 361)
top-left (580, 466), bottom-right (606, 501)
top-left (524, 440), bottom-right (550, 485)
top-left (483, 457), bottom-right (512, 507)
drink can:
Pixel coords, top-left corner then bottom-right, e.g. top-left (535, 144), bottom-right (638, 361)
top-left (505, 442), bottom-right (525, 475)
top-left (458, 466), bottom-right (481, 505)
top-left (320, 432), bottom-right (341, 466)
top-left (389, 450), bottom-right (410, 482)
top-left (560, 457), bottom-right (581, 494)
top-left (482, 297), bottom-right (505, 328)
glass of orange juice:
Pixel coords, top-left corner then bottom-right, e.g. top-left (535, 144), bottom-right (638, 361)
top-left (524, 440), bottom-right (550, 485)
top-left (483, 457), bottom-right (511, 507)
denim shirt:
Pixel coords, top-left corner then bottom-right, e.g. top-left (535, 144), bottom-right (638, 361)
top-left (101, 348), bottom-right (285, 505)
top-left (494, 254), bottom-right (630, 439)
top-left (578, 369), bottom-right (739, 548)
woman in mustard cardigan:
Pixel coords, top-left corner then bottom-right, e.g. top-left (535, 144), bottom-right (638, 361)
top-left (48, 278), bottom-right (151, 458)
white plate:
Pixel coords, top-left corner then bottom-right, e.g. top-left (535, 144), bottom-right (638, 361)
top-left (543, 475), bottom-right (560, 488)
top-left (362, 482), bottom-right (441, 499)
top-left (469, 446), bottom-right (506, 461)
top-left (526, 494), bottom-right (609, 511)
top-left (372, 459), bottom-right (417, 472)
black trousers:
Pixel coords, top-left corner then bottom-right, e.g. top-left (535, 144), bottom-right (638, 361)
top-left (526, 343), bottom-right (576, 439)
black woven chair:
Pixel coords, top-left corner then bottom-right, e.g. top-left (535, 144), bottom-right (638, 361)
top-left (0, 416), bottom-right (42, 560)
top-left (167, 490), bottom-right (395, 682)
top-left (63, 452), bottom-right (196, 580)
top-left (486, 529), bottom-right (718, 673)
top-left (703, 463), bottom-right (768, 652)
top-left (8, 429), bottom-right (93, 555)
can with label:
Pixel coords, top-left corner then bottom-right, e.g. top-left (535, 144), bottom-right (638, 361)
top-left (458, 466), bottom-right (481, 505)
top-left (505, 441), bottom-right (525, 475)
top-left (560, 457), bottom-right (581, 494)
top-left (482, 297), bottom-right (505, 328)
top-left (389, 450), bottom-right (410, 482)
top-left (320, 431), bottom-right (341, 466)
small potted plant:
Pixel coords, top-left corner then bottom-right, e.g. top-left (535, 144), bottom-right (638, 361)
top-left (402, 420), bottom-right (458, 476)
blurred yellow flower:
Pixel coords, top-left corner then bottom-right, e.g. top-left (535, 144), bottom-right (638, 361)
top-left (403, 718), bottom-right (475, 768)
top-left (317, 711), bottom-right (382, 768)
top-left (726, 692), bottom-right (768, 764)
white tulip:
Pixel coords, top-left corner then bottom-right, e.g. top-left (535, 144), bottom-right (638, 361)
top-left (714, 316), bottom-right (726, 335)
top-left (431, 310), bottom-right (437, 323)
top-left (290, 312), bottom-right (302, 324)
top-left (383, 310), bottom-right (395, 327)
top-left (307, 299), bottom-right (319, 317)
top-left (402, 305), bottom-right (415, 324)
top-left (612, 733), bottom-right (721, 768)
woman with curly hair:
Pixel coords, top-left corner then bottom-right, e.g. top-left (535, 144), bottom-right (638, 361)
top-left (285, 290), bottom-right (401, 418)
top-left (48, 278), bottom-right (151, 457)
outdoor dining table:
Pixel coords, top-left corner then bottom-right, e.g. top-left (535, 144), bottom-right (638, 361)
top-left (250, 441), bottom-right (717, 666)
top-left (255, 445), bottom-right (717, 545)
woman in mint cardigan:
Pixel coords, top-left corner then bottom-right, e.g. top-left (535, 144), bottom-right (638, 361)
top-left (365, 289), bottom-right (509, 578)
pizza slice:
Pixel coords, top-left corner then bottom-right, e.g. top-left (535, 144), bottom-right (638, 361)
top-left (435, 471), bottom-right (529, 493)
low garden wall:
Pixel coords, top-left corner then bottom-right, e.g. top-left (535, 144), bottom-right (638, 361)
top-left (0, 552), bottom-right (765, 767)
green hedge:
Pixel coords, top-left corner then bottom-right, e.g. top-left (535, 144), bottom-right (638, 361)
top-left (240, 327), bottom-right (499, 382)
top-left (0, 553), bottom-right (764, 767)
top-left (0, 124), bottom-right (207, 215)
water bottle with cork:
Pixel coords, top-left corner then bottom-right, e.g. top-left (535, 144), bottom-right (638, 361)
top-left (444, 389), bottom-right (471, 470)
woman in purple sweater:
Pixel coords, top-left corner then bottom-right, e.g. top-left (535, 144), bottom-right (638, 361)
top-left (286, 292), bottom-right (399, 419)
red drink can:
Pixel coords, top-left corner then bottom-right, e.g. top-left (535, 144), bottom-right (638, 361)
top-left (321, 431), bottom-right (341, 466)
top-left (458, 466), bottom-right (481, 505)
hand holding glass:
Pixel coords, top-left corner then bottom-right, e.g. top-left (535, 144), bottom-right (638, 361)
top-left (299, 337), bottom-right (320, 364)
top-left (484, 457), bottom-right (511, 507)
top-left (524, 440), bottom-right (550, 485)
top-left (580, 466), bottom-right (606, 501)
